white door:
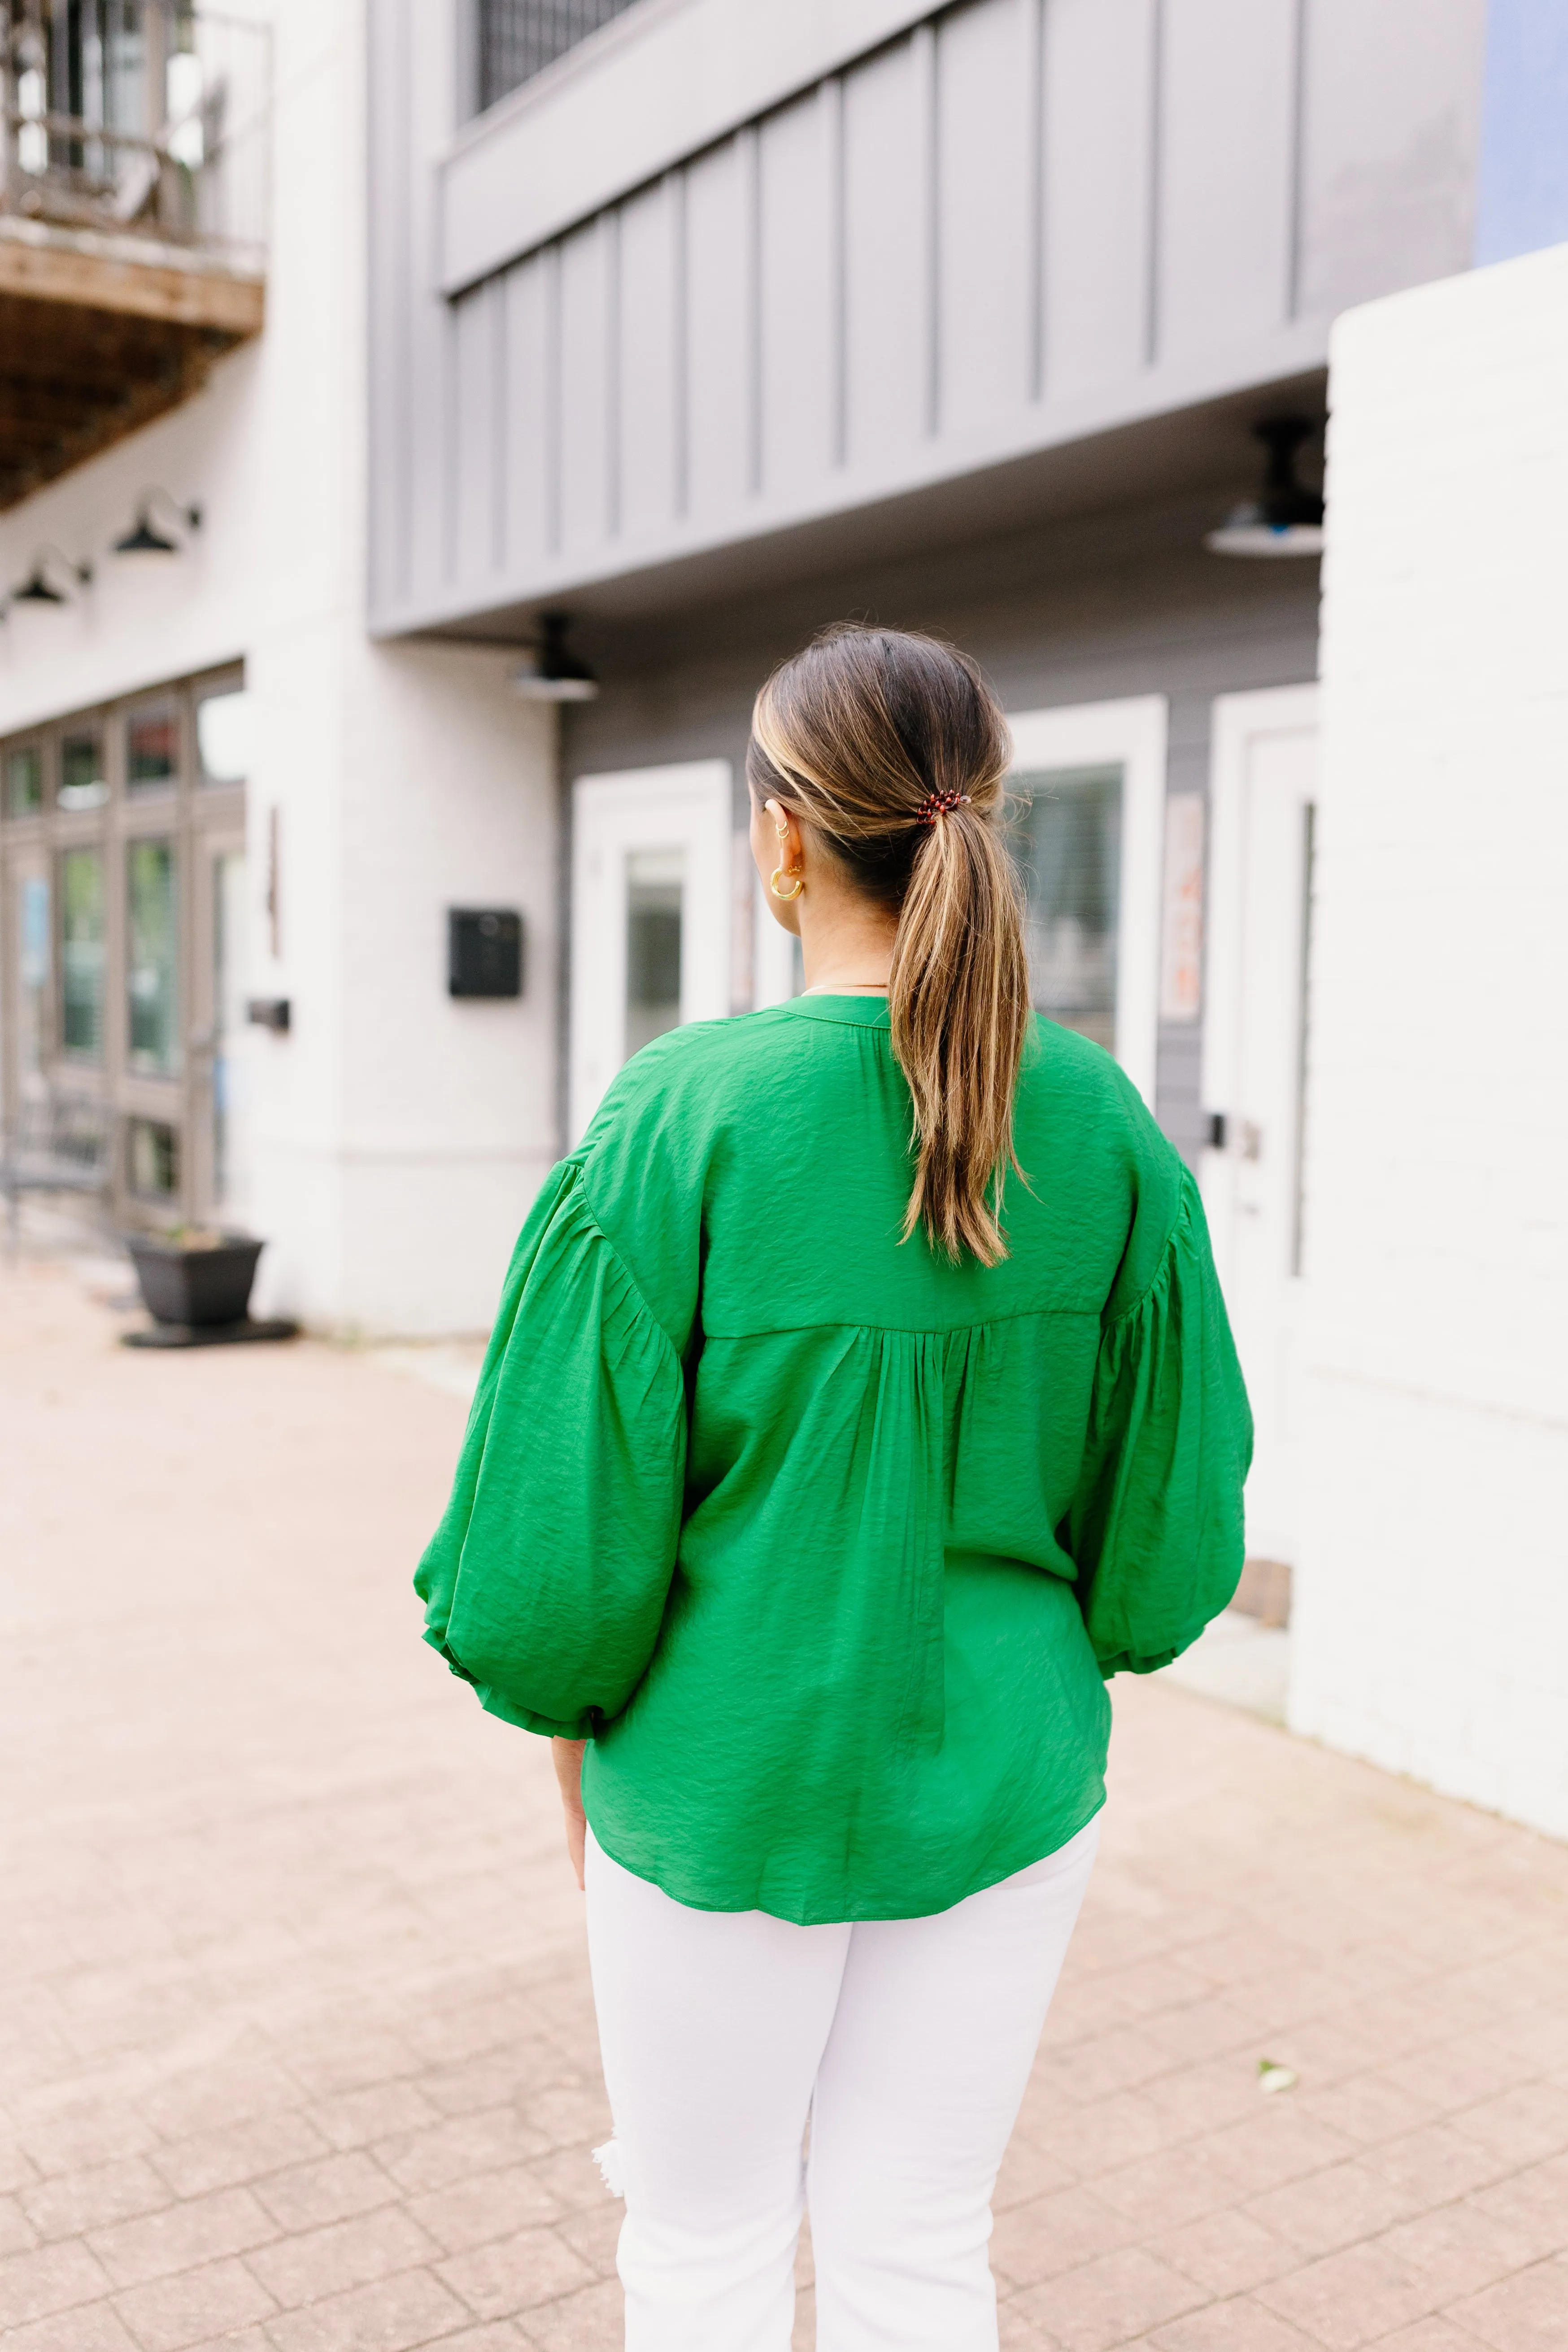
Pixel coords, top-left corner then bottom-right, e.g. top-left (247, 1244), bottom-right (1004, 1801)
top-left (569, 761), bottom-right (733, 1144)
top-left (1202, 687), bottom-right (1319, 1568)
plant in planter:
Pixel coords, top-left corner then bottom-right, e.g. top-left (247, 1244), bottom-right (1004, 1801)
top-left (125, 1225), bottom-right (266, 1332)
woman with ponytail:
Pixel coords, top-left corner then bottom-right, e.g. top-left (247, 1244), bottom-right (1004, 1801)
top-left (418, 625), bottom-right (1251, 2350)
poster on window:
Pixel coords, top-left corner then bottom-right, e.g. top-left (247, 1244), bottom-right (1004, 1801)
top-left (1159, 793), bottom-right (1204, 1022)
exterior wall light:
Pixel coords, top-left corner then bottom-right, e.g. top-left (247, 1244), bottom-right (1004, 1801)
top-left (1206, 420), bottom-right (1324, 558)
top-left (509, 612), bottom-right (601, 701)
top-left (113, 490), bottom-right (204, 555)
top-left (5, 546), bottom-right (94, 608)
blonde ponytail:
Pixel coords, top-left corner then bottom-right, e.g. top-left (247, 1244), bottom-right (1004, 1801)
top-left (747, 624), bottom-right (1031, 1266)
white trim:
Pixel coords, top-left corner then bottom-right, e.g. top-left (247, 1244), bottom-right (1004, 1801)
top-left (568, 758), bottom-right (732, 1145)
top-left (1201, 684), bottom-right (1320, 1292)
top-left (1006, 696), bottom-right (1167, 1108)
top-left (1202, 683), bottom-right (1321, 1124)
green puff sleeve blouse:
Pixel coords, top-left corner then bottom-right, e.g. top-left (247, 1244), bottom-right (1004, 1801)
top-left (416, 999), bottom-right (1252, 1925)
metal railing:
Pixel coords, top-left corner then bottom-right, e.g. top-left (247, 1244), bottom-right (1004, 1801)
top-left (477, 0), bottom-right (643, 113)
top-left (2, 0), bottom-right (270, 261)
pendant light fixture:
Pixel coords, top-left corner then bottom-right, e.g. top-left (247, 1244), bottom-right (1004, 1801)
top-left (6, 545), bottom-right (93, 607)
top-left (510, 612), bottom-right (601, 702)
top-left (1206, 420), bottom-right (1324, 558)
top-left (113, 488), bottom-right (203, 556)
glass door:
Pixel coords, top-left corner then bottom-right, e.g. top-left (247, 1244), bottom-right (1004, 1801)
top-left (568, 760), bottom-right (733, 1143)
top-left (0, 668), bottom-right (248, 1235)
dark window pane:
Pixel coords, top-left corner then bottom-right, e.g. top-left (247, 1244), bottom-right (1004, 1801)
top-left (60, 845), bottom-right (105, 1058)
top-left (478, 0), bottom-right (643, 110)
top-left (4, 745), bottom-right (43, 815)
top-left (16, 873), bottom-right (50, 1081)
top-left (128, 703), bottom-right (179, 793)
top-left (624, 848), bottom-right (682, 1058)
top-left (127, 838), bottom-right (180, 1074)
top-left (60, 731), bottom-right (108, 812)
top-left (127, 1118), bottom-right (180, 1200)
top-left (1014, 764), bottom-right (1123, 1054)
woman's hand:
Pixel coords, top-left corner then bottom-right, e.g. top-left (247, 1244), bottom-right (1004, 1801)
top-left (552, 1738), bottom-right (588, 1890)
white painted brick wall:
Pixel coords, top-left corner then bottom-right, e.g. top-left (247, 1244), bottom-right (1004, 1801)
top-left (1295, 244), bottom-right (1568, 1839)
top-left (0, 0), bottom-right (561, 1337)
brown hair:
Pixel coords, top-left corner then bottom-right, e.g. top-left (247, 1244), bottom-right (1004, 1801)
top-left (747, 623), bottom-right (1030, 1266)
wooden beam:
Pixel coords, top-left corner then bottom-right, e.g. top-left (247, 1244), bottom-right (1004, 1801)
top-left (0, 329), bottom-right (221, 514)
top-left (0, 383), bottom-right (131, 428)
top-left (0, 222), bottom-right (265, 337)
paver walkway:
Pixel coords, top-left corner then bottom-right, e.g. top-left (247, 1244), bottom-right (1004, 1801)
top-left (3, 1254), bottom-right (1566, 2352)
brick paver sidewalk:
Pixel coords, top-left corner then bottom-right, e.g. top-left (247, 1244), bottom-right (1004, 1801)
top-left (3, 1256), bottom-right (1565, 2352)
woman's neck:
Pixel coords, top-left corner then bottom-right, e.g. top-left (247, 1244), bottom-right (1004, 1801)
top-left (797, 896), bottom-right (897, 996)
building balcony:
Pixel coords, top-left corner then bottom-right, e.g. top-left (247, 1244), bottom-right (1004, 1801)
top-left (1, 0), bottom-right (268, 511)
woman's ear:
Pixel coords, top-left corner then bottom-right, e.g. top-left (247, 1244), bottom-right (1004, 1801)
top-left (763, 798), bottom-right (804, 880)
top-left (754, 796), bottom-right (807, 931)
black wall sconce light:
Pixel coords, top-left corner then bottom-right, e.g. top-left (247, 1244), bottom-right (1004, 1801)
top-left (5, 544), bottom-right (93, 611)
top-left (1206, 421), bottom-right (1325, 558)
top-left (509, 612), bottom-right (600, 702)
top-left (113, 488), bottom-right (203, 556)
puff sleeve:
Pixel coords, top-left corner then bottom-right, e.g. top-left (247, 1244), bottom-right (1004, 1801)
top-left (1067, 1166), bottom-right (1253, 1677)
top-left (414, 1160), bottom-right (687, 1737)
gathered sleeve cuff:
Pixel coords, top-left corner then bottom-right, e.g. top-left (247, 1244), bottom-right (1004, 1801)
top-left (1067, 1167), bottom-right (1253, 1677)
top-left (414, 1162), bottom-right (687, 1736)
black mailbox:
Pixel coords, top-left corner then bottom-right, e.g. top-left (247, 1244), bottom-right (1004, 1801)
top-left (448, 907), bottom-right (523, 999)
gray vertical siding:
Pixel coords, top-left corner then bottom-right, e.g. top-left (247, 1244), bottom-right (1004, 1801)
top-left (368, 0), bottom-right (1484, 639)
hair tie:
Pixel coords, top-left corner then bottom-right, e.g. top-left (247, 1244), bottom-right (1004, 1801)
top-left (916, 789), bottom-right (971, 825)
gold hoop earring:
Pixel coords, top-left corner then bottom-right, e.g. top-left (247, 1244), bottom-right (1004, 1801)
top-left (770, 866), bottom-right (805, 902)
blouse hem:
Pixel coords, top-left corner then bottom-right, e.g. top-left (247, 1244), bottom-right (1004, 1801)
top-left (580, 1790), bottom-right (1108, 1928)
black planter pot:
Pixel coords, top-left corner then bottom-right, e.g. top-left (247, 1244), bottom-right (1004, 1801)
top-left (126, 1233), bottom-right (264, 1328)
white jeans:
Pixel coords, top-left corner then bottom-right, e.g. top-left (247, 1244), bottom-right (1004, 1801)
top-left (583, 1816), bottom-right (1099, 2351)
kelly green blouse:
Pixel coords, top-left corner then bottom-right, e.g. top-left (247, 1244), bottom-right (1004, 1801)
top-left (417, 997), bottom-right (1251, 1925)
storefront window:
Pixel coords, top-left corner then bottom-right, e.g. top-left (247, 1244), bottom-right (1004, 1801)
top-left (4, 745), bottom-right (43, 817)
top-left (4, 673), bottom-right (244, 1224)
top-left (1015, 765), bottom-right (1123, 1055)
top-left (128, 703), bottom-right (180, 794)
top-left (59, 846), bottom-right (105, 1058)
top-left (59, 731), bottom-right (109, 812)
top-left (127, 1117), bottom-right (180, 1199)
top-left (127, 839), bottom-right (180, 1074)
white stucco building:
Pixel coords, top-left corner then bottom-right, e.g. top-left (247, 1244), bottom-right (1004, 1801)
top-left (1294, 238), bottom-right (1568, 1839)
top-left (0, 0), bottom-right (560, 1334)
